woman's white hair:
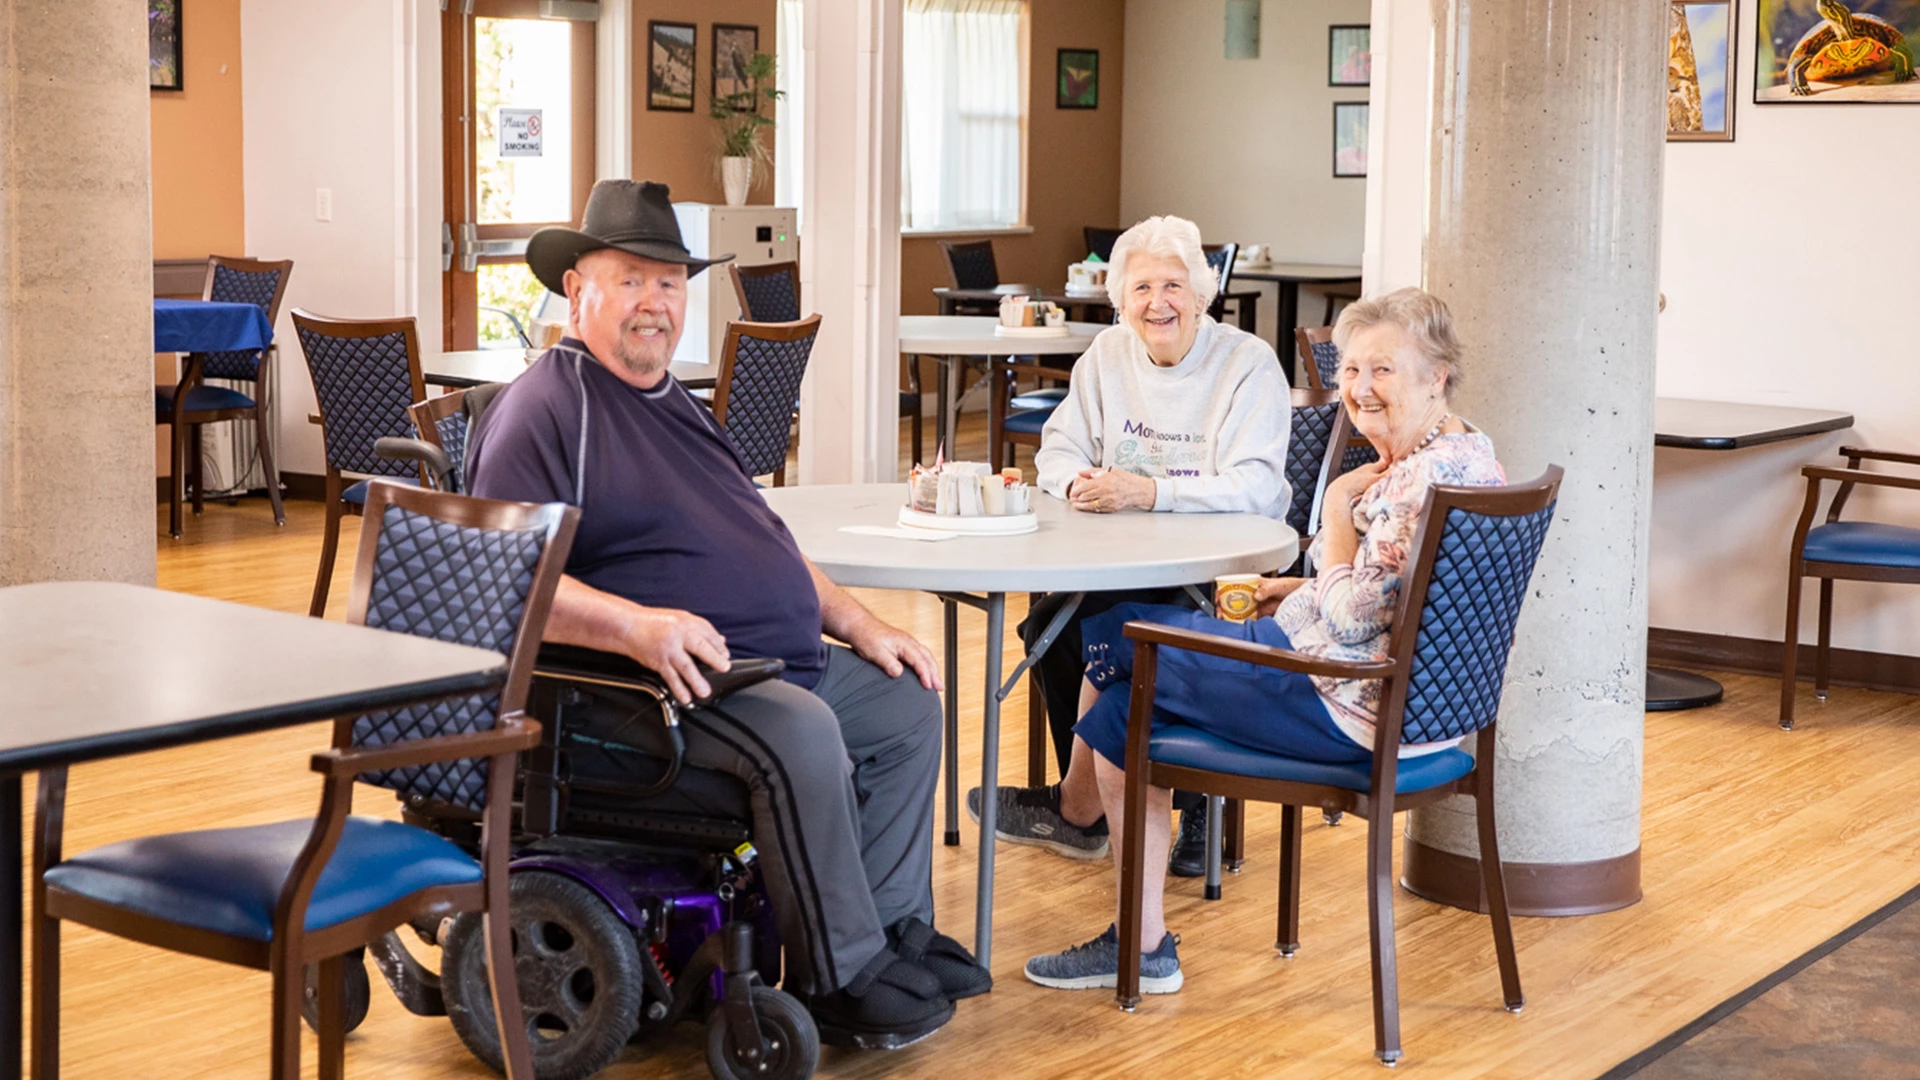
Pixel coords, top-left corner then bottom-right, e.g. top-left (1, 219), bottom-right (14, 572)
top-left (1104, 215), bottom-right (1218, 316)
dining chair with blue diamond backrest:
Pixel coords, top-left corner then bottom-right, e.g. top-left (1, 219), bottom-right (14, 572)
top-left (158, 256), bottom-right (295, 538)
top-left (1295, 327), bottom-right (1382, 475)
top-left (1780, 447), bottom-right (1920, 730)
top-left (375, 384), bottom-right (510, 496)
top-left (1113, 466), bottom-right (1563, 1066)
top-left (32, 481), bottom-right (579, 1080)
top-left (729, 260), bottom-right (802, 323)
top-left (293, 310), bottom-right (429, 617)
top-left (711, 316), bottom-right (823, 486)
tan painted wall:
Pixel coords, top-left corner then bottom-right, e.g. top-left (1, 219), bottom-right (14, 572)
top-left (898, 0), bottom-right (1126, 317)
top-left (631, 1), bottom-right (779, 205)
top-left (151, 0), bottom-right (246, 259)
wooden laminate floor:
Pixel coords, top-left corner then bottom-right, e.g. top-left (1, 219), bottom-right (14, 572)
top-left (54, 431), bottom-right (1920, 1079)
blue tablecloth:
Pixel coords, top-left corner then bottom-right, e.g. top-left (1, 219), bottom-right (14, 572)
top-left (153, 299), bottom-right (274, 354)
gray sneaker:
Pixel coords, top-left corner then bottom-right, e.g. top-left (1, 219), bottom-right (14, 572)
top-left (965, 783), bottom-right (1109, 860)
top-left (1024, 924), bottom-right (1183, 993)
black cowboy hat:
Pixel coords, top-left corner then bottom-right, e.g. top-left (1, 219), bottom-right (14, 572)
top-left (525, 179), bottom-right (734, 294)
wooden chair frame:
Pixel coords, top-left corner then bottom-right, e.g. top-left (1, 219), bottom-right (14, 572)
top-left (163, 256), bottom-right (296, 539)
top-left (1114, 468), bottom-right (1562, 1065)
top-left (33, 482), bottom-right (578, 1080)
top-left (1294, 326), bottom-right (1337, 390)
top-left (712, 315), bottom-right (823, 487)
top-left (292, 310), bottom-right (428, 618)
top-left (727, 260), bottom-right (801, 322)
top-left (1780, 446), bottom-right (1920, 730)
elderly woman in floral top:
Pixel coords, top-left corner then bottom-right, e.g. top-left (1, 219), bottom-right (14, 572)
top-left (1023, 287), bottom-right (1506, 996)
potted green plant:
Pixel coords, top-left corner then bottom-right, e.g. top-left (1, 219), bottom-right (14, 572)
top-left (711, 51), bottom-right (781, 206)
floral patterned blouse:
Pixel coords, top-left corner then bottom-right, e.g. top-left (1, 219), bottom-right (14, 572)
top-left (1273, 426), bottom-right (1505, 755)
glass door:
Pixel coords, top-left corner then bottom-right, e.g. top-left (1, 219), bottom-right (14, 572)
top-left (443, 0), bottom-right (596, 350)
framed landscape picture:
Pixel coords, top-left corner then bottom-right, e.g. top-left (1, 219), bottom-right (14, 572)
top-left (647, 21), bottom-right (696, 112)
top-left (149, 0), bottom-right (182, 92)
top-left (1754, 0), bottom-right (1919, 103)
top-left (1329, 25), bottom-right (1371, 86)
top-left (712, 24), bottom-right (758, 110)
top-left (1670, 1), bottom-right (1737, 139)
top-left (1057, 48), bottom-right (1098, 109)
top-left (1333, 102), bottom-right (1368, 177)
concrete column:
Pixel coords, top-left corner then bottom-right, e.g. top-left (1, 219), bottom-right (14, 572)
top-left (796, 0), bottom-right (901, 484)
top-left (1403, 0), bottom-right (1665, 915)
top-left (0, 0), bottom-right (155, 586)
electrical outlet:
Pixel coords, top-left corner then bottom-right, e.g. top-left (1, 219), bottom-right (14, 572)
top-left (315, 188), bottom-right (332, 222)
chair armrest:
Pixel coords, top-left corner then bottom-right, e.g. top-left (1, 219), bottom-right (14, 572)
top-left (1839, 446), bottom-right (1920, 468)
top-left (1122, 620), bottom-right (1396, 680)
top-left (1802, 466), bottom-right (1920, 494)
top-left (311, 717), bottom-right (541, 779)
top-left (534, 644), bottom-right (786, 708)
top-left (375, 436), bottom-right (454, 489)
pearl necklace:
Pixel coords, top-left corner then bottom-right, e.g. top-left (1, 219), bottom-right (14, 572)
top-left (1408, 413), bottom-right (1453, 457)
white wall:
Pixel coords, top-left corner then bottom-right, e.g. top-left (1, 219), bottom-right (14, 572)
top-left (1652, 0), bottom-right (1920, 656)
top-left (243, 0), bottom-right (441, 477)
top-left (1120, 0), bottom-right (1371, 339)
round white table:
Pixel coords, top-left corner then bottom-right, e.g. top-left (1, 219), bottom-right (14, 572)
top-left (897, 316), bottom-right (1108, 457)
top-left (760, 484), bottom-right (1298, 963)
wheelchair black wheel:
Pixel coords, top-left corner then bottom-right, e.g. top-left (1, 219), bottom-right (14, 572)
top-left (300, 951), bottom-right (372, 1035)
top-left (704, 987), bottom-right (819, 1080)
top-left (441, 871), bottom-right (644, 1080)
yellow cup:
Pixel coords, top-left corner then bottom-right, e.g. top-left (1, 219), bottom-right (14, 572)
top-left (1214, 574), bottom-right (1261, 623)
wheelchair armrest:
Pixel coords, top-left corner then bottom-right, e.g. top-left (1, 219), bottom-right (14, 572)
top-left (374, 437), bottom-right (454, 490)
top-left (534, 643), bottom-right (786, 709)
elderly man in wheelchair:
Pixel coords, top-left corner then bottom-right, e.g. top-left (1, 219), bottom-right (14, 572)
top-left (386, 181), bottom-right (985, 1068)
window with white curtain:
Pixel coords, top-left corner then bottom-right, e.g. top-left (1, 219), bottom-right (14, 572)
top-left (899, 0), bottom-right (1025, 233)
top-left (773, 0), bottom-right (805, 226)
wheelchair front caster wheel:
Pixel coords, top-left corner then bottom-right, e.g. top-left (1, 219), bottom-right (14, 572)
top-left (705, 986), bottom-right (819, 1080)
top-left (301, 951), bottom-right (372, 1035)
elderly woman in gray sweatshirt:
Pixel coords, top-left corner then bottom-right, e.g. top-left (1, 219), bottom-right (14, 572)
top-left (968, 214), bottom-right (1291, 878)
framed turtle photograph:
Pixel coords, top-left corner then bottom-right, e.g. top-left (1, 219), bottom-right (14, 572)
top-left (1754, 0), bottom-right (1919, 103)
top-left (1333, 102), bottom-right (1368, 177)
top-left (1329, 25), bottom-right (1371, 86)
top-left (149, 0), bottom-right (183, 92)
top-left (712, 24), bottom-right (758, 110)
top-left (1670, 1), bottom-right (1737, 139)
top-left (647, 21), bottom-right (696, 112)
top-left (1058, 48), bottom-right (1099, 109)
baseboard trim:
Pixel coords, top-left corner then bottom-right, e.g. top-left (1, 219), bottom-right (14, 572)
top-left (1401, 838), bottom-right (1641, 917)
top-left (1648, 627), bottom-right (1920, 696)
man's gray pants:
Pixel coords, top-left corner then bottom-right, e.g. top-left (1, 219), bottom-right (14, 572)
top-left (674, 644), bottom-right (941, 995)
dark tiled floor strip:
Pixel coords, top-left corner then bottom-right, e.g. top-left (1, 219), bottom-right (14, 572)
top-left (1600, 881), bottom-right (1920, 1079)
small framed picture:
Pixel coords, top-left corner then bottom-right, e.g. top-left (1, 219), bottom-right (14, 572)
top-left (1754, 0), bottom-right (1919, 104)
top-left (1329, 25), bottom-right (1371, 86)
top-left (1057, 48), bottom-right (1099, 109)
top-left (150, 0), bottom-right (183, 92)
top-left (1333, 102), bottom-right (1368, 177)
top-left (712, 24), bottom-right (759, 110)
top-left (1670, 1), bottom-right (1737, 139)
top-left (647, 21), bottom-right (696, 112)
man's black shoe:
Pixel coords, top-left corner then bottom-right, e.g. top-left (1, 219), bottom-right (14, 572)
top-left (805, 947), bottom-right (954, 1049)
top-left (888, 916), bottom-right (992, 1000)
top-left (1168, 803), bottom-right (1209, 878)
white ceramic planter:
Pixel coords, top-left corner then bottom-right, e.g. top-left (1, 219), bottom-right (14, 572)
top-left (722, 157), bottom-right (753, 206)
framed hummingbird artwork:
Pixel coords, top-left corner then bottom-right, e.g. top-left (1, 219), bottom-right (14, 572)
top-left (1669, 1), bottom-right (1737, 139)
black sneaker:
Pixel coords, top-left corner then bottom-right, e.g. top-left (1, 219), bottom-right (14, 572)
top-left (805, 947), bottom-right (954, 1050)
top-left (965, 783), bottom-right (1109, 860)
top-left (888, 916), bottom-right (992, 1000)
top-left (1168, 803), bottom-right (1209, 878)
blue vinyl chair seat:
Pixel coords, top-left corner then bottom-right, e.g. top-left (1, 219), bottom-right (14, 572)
top-left (1802, 522), bottom-right (1920, 569)
top-left (43, 816), bottom-right (482, 942)
top-left (1148, 725), bottom-right (1476, 794)
top-left (342, 476), bottom-right (421, 505)
top-left (1011, 386), bottom-right (1069, 411)
top-left (155, 384), bottom-right (257, 417)
top-left (1004, 409), bottom-right (1052, 436)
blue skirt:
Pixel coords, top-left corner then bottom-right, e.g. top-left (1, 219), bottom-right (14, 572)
top-left (1072, 603), bottom-right (1370, 769)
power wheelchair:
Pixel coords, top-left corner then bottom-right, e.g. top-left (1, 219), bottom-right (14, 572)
top-left (304, 389), bottom-right (818, 1080)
